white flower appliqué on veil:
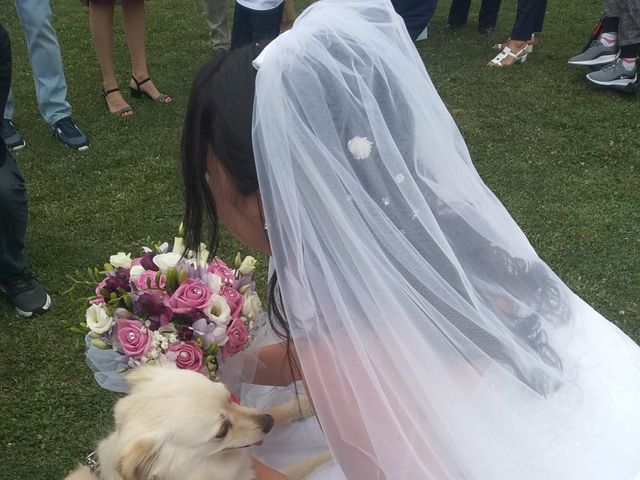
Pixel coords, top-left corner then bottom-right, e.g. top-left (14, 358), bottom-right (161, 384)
top-left (348, 136), bottom-right (373, 160)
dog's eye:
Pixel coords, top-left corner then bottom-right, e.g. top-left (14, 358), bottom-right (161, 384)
top-left (215, 421), bottom-right (230, 439)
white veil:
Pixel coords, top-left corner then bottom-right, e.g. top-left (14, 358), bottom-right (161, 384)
top-left (250, 1), bottom-right (640, 478)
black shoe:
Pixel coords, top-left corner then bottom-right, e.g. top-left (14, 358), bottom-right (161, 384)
top-left (52, 116), bottom-right (90, 151)
top-left (0, 272), bottom-right (51, 317)
top-left (445, 23), bottom-right (465, 31)
top-left (1, 119), bottom-right (26, 151)
top-left (478, 26), bottom-right (494, 36)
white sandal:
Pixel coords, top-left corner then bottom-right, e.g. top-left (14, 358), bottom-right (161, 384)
top-left (493, 34), bottom-right (536, 54)
top-left (488, 45), bottom-right (530, 67)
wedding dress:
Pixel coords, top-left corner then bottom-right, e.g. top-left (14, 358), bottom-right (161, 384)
top-left (229, 0), bottom-right (640, 478)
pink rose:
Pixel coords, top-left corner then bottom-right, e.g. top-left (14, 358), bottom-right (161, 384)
top-left (134, 270), bottom-right (167, 290)
top-left (168, 278), bottom-right (212, 314)
top-left (167, 342), bottom-right (204, 371)
top-left (222, 317), bottom-right (249, 359)
top-left (208, 258), bottom-right (235, 286)
top-left (220, 286), bottom-right (244, 318)
top-left (116, 318), bottom-right (152, 359)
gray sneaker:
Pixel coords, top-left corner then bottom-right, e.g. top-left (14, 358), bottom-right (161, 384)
top-left (0, 271), bottom-right (51, 317)
top-left (52, 116), bottom-right (90, 151)
top-left (586, 59), bottom-right (638, 91)
top-left (568, 41), bottom-right (618, 67)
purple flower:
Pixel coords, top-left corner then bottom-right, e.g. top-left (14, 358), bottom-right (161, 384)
top-left (189, 308), bottom-right (207, 323)
top-left (101, 268), bottom-right (132, 296)
top-left (139, 251), bottom-right (159, 272)
top-left (133, 290), bottom-right (173, 327)
top-left (233, 275), bottom-right (255, 292)
top-left (178, 325), bottom-right (194, 342)
top-left (192, 318), bottom-right (228, 349)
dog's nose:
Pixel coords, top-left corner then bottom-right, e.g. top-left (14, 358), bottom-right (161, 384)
top-left (260, 414), bottom-right (274, 433)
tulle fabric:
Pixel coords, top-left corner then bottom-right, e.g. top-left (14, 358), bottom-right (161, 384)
top-left (241, 1), bottom-right (640, 478)
top-left (84, 336), bottom-right (130, 393)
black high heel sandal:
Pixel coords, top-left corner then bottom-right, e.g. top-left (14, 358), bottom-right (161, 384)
top-left (129, 76), bottom-right (171, 104)
top-left (102, 87), bottom-right (133, 117)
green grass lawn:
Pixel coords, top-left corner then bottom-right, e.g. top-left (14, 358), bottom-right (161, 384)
top-left (0, 0), bottom-right (638, 478)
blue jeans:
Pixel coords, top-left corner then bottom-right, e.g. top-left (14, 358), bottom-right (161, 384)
top-left (4, 0), bottom-right (71, 125)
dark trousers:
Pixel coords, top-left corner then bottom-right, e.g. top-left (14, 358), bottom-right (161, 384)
top-left (511, 0), bottom-right (548, 40)
top-left (231, 1), bottom-right (284, 49)
top-left (448, 0), bottom-right (502, 29)
top-left (391, 0), bottom-right (438, 41)
top-left (0, 24), bottom-right (29, 281)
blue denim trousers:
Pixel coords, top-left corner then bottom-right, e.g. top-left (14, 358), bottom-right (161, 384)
top-left (4, 0), bottom-right (72, 125)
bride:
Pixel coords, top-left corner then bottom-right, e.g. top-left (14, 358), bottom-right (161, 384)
top-left (180, 1), bottom-right (640, 478)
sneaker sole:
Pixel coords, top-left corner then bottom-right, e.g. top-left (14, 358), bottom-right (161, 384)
top-left (587, 75), bottom-right (638, 87)
top-left (53, 131), bottom-right (90, 151)
top-left (15, 293), bottom-right (52, 317)
top-left (7, 140), bottom-right (26, 151)
top-left (568, 54), bottom-right (618, 67)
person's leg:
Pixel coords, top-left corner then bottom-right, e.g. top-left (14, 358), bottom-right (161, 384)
top-left (0, 25), bottom-right (50, 315)
top-left (510, 0), bottom-right (541, 41)
top-left (447, 0), bottom-right (472, 29)
top-left (568, 0), bottom-right (622, 67)
top-left (618, 0), bottom-right (640, 53)
top-left (478, 0), bottom-right (502, 31)
top-left (391, 0), bottom-right (437, 41)
top-left (12, 0), bottom-right (71, 126)
top-left (489, 0), bottom-right (541, 66)
top-left (89, 2), bottom-right (133, 115)
top-left (123, 0), bottom-right (172, 103)
top-left (248, 2), bottom-right (284, 45)
top-left (0, 155), bottom-right (29, 281)
top-left (202, 0), bottom-right (230, 52)
top-left (586, 0), bottom-right (639, 89)
top-left (0, 25), bottom-right (27, 278)
top-left (531, 0), bottom-right (548, 34)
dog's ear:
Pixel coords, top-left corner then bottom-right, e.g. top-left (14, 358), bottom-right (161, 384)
top-left (126, 367), bottom-right (156, 390)
top-left (117, 438), bottom-right (159, 480)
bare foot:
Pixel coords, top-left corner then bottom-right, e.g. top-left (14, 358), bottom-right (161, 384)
top-left (130, 76), bottom-right (172, 104)
top-left (103, 88), bottom-right (133, 117)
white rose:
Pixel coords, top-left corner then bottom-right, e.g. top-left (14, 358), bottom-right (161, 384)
top-left (109, 252), bottom-right (132, 269)
top-left (242, 291), bottom-right (262, 321)
top-left (238, 256), bottom-right (257, 275)
top-left (153, 252), bottom-right (182, 273)
top-left (129, 265), bottom-right (145, 280)
top-left (208, 273), bottom-right (222, 294)
top-left (207, 295), bottom-right (231, 326)
top-left (85, 304), bottom-right (113, 334)
top-left (347, 136), bottom-right (373, 160)
top-left (172, 236), bottom-right (185, 256)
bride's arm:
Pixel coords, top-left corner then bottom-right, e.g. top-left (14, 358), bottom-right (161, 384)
top-left (250, 341), bottom-right (303, 386)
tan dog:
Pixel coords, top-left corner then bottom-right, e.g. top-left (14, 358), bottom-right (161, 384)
top-left (65, 366), bottom-right (329, 480)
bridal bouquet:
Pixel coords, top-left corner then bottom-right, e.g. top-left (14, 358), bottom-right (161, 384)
top-left (67, 237), bottom-right (261, 383)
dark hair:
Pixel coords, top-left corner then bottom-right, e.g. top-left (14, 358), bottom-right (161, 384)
top-left (181, 44), bottom-right (299, 383)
